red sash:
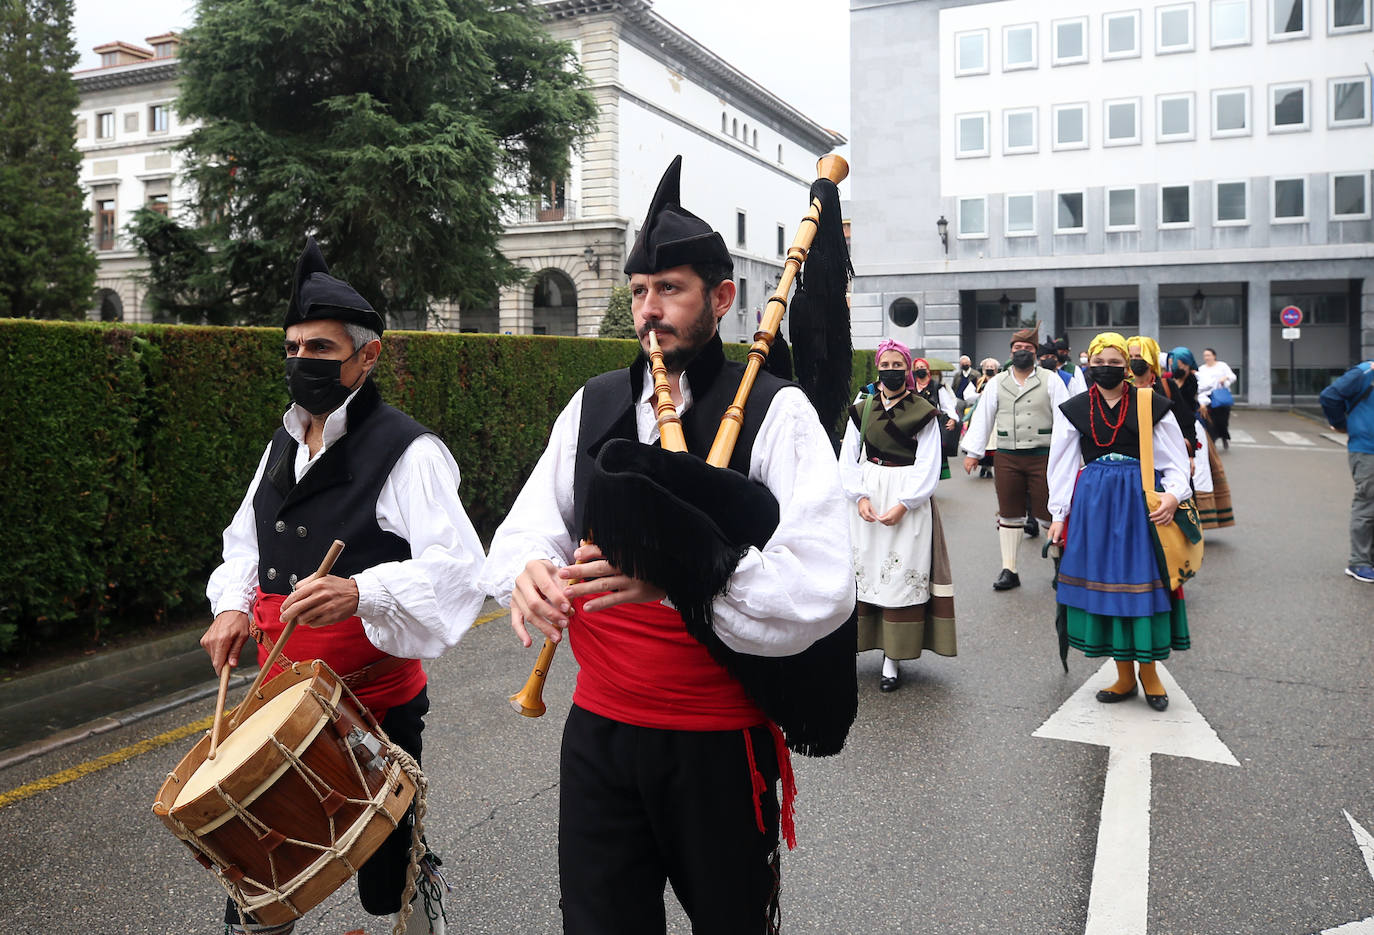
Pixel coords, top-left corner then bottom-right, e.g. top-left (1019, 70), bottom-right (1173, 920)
top-left (251, 587), bottom-right (425, 719)
top-left (568, 594), bottom-right (765, 731)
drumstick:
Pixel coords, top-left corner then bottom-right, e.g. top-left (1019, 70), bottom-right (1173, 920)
top-left (206, 663), bottom-right (233, 760)
top-left (231, 539), bottom-right (346, 727)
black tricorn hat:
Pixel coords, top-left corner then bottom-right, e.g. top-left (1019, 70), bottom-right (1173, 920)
top-left (624, 156), bottom-right (733, 275)
top-left (283, 237), bottom-right (385, 335)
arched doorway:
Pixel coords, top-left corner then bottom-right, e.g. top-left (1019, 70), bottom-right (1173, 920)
top-left (532, 269), bottom-right (578, 336)
top-left (97, 288), bottom-right (123, 322)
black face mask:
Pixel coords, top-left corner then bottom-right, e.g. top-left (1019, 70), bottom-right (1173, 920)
top-left (1011, 349), bottom-right (1035, 370)
top-left (285, 349), bottom-right (365, 415)
top-left (1129, 359), bottom-right (1151, 377)
top-left (1172, 366), bottom-right (1188, 380)
top-left (983, 369), bottom-right (997, 378)
top-left (878, 369), bottom-right (907, 391)
top-left (913, 368), bottom-right (929, 380)
top-left (1039, 357), bottom-right (1059, 370)
top-left (1089, 365), bottom-right (1127, 390)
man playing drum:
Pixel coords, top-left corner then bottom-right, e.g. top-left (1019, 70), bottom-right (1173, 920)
top-left (479, 157), bottom-right (855, 934)
top-left (201, 238), bottom-right (487, 935)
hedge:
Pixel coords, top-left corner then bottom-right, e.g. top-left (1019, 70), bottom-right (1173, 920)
top-left (0, 320), bottom-right (880, 656)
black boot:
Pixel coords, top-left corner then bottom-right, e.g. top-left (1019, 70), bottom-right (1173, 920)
top-left (1024, 518), bottom-right (1039, 539)
top-left (993, 569), bottom-right (1021, 590)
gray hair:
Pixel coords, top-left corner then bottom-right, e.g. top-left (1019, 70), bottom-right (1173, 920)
top-left (343, 323), bottom-right (381, 351)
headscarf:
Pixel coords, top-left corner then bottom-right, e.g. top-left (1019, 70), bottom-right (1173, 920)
top-left (1087, 331), bottom-right (1130, 360)
top-left (876, 338), bottom-right (917, 392)
top-left (1128, 335), bottom-right (1163, 377)
top-left (1169, 346), bottom-right (1197, 371)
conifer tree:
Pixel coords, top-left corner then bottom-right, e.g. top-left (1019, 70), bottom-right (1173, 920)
top-left (598, 284), bottom-right (634, 339)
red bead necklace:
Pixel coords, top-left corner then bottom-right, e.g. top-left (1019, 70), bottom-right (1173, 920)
top-left (1088, 383), bottom-right (1130, 448)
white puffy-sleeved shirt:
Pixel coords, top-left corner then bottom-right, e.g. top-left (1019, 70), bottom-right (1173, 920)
top-left (1047, 402), bottom-right (1193, 522)
top-left (960, 366), bottom-right (1071, 459)
top-left (477, 364), bottom-right (855, 658)
top-left (205, 387), bottom-right (488, 660)
top-left (837, 394), bottom-right (942, 511)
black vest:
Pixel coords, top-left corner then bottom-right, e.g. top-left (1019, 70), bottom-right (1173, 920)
top-left (1059, 389), bottom-right (1173, 463)
top-left (254, 380), bottom-right (431, 593)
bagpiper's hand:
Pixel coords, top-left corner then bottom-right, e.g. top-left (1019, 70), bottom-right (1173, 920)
top-left (877, 503), bottom-right (908, 526)
top-left (963, 456), bottom-right (979, 475)
top-left (857, 497), bottom-right (879, 522)
top-left (1048, 521), bottom-right (1065, 546)
top-left (1150, 492), bottom-right (1179, 525)
top-left (201, 610), bottom-right (251, 674)
top-left (281, 574), bottom-right (360, 628)
top-left (559, 543), bottom-right (666, 612)
top-left (511, 559), bottom-right (571, 648)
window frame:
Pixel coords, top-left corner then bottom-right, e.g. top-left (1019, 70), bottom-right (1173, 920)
top-left (1328, 75), bottom-right (1372, 127)
top-left (1269, 80), bottom-right (1311, 133)
top-left (1328, 0), bottom-right (1371, 32)
top-left (736, 209), bottom-right (747, 248)
top-left (1211, 0), bottom-right (1252, 46)
top-left (1156, 3), bottom-right (1197, 53)
top-left (1211, 86), bottom-right (1252, 137)
top-left (1002, 22), bottom-right (1039, 70)
top-left (1003, 107), bottom-right (1039, 154)
top-left (957, 196), bottom-right (988, 239)
top-left (955, 111), bottom-right (991, 158)
top-left (1269, 0), bottom-right (1310, 40)
top-left (148, 102), bottom-right (169, 135)
top-left (1052, 16), bottom-right (1090, 65)
top-left (1159, 183), bottom-right (1195, 228)
top-left (1005, 192), bottom-right (1038, 237)
top-left (1052, 102), bottom-right (1090, 150)
top-left (95, 197), bottom-right (117, 250)
top-left (1105, 186), bottom-right (1139, 231)
top-left (1104, 96), bottom-right (1142, 146)
top-left (1213, 178), bottom-right (1250, 225)
top-left (96, 110), bottom-right (114, 140)
top-left (1330, 171), bottom-right (1371, 219)
top-left (955, 28), bottom-right (990, 76)
top-left (1102, 9), bottom-right (1142, 59)
top-left (1157, 92), bottom-right (1197, 141)
top-left (1271, 176), bottom-right (1308, 223)
top-left (1055, 190), bottom-right (1088, 233)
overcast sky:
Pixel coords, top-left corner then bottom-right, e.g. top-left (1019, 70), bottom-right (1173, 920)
top-left (71, 0), bottom-right (850, 140)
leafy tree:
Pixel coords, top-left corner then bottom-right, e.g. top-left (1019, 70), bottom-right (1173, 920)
top-left (136, 0), bottom-right (597, 326)
top-left (0, 0), bottom-right (97, 318)
top-left (599, 284), bottom-right (634, 338)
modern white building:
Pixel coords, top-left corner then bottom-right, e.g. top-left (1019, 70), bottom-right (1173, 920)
top-left (849, 0), bottom-right (1374, 403)
top-left (72, 2), bottom-right (845, 339)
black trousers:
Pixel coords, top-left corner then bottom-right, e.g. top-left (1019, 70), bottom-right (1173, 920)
top-left (225, 686), bottom-right (429, 924)
top-left (558, 705), bottom-right (781, 935)
top-left (1207, 405), bottom-right (1232, 441)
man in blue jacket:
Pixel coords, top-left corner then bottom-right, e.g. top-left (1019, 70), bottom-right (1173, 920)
top-left (1320, 359), bottom-right (1374, 582)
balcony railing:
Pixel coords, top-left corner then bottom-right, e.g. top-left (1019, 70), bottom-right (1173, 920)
top-left (504, 197), bottom-right (579, 225)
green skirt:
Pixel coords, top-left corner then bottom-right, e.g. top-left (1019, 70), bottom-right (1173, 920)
top-left (1064, 602), bottom-right (1190, 663)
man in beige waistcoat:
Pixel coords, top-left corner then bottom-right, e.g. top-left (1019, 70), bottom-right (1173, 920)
top-left (960, 327), bottom-right (1070, 590)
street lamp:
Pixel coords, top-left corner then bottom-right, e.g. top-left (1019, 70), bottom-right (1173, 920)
top-left (1190, 288), bottom-right (1205, 315)
top-left (582, 244), bottom-right (600, 276)
top-left (936, 215), bottom-right (949, 254)
top-left (998, 292), bottom-right (1011, 318)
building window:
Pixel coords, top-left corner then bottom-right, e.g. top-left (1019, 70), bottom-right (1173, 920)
top-left (1331, 172), bottom-right (1371, 218)
top-left (1270, 0), bottom-right (1308, 38)
top-left (100, 51), bottom-right (118, 67)
top-left (1211, 87), bottom-right (1251, 136)
top-left (736, 210), bottom-right (746, 247)
top-left (1103, 10), bottom-right (1141, 58)
top-left (958, 196), bottom-right (987, 238)
top-left (1105, 97), bottom-right (1141, 145)
top-left (732, 118), bottom-right (738, 138)
top-left (1270, 82), bottom-right (1310, 131)
top-left (1064, 298), bottom-right (1140, 328)
top-left (889, 298), bottom-right (919, 327)
top-left (956, 112), bottom-right (989, 157)
top-left (1053, 16), bottom-right (1089, 64)
top-left (1003, 108), bottom-right (1038, 154)
top-left (1052, 102), bottom-right (1088, 149)
top-left (96, 197), bottom-right (116, 250)
top-left (1329, 76), bottom-right (1371, 126)
top-left (738, 277), bottom-right (748, 313)
top-left (1003, 23), bottom-right (1038, 70)
top-left (956, 29), bottom-right (989, 75)
top-left (1272, 177), bottom-right (1306, 221)
top-left (776, 224), bottom-right (785, 257)
top-left (722, 112), bottom-right (727, 132)
top-left (1157, 4), bottom-right (1196, 52)
top-left (96, 111), bottom-right (114, 140)
top-left (1212, 0), bottom-right (1252, 44)
top-left (1056, 191), bottom-right (1086, 232)
top-left (1006, 193), bottom-right (1036, 235)
top-left (1160, 184), bottom-right (1193, 226)
top-left (1157, 92), bottom-right (1196, 140)
top-left (1330, 0), bottom-right (1371, 30)
top-left (752, 129), bottom-right (757, 149)
top-left (1215, 180), bottom-right (1249, 223)
top-left (149, 104), bottom-right (169, 134)
top-left (145, 180), bottom-right (170, 215)
top-left (1106, 187), bottom-right (1138, 229)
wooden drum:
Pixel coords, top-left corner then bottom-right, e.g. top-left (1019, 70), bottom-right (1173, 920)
top-left (152, 660), bottom-right (416, 926)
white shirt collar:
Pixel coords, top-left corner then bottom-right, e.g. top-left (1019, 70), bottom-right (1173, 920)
top-left (283, 382), bottom-right (367, 450)
top-left (637, 361), bottom-right (695, 415)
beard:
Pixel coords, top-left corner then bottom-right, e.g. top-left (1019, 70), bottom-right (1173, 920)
top-left (638, 294), bottom-right (717, 372)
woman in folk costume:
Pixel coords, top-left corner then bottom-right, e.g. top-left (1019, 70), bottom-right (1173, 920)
top-left (1048, 332), bottom-right (1192, 711)
top-left (962, 359), bottom-right (1001, 478)
top-left (911, 357), bottom-right (960, 480)
top-left (1169, 346), bottom-right (1236, 529)
top-left (839, 340), bottom-right (957, 692)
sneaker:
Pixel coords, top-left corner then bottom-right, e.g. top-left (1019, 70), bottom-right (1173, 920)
top-left (1345, 564), bottom-right (1374, 583)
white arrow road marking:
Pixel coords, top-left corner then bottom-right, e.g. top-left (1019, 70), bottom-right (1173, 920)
top-left (1229, 428), bottom-right (1255, 444)
top-left (1271, 430), bottom-right (1316, 446)
top-left (1317, 812), bottom-right (1374, 934)
top-left (1034, 661), bottom-right (1238, 935)
top-left (1324, 432), bottom-right (1351, 446)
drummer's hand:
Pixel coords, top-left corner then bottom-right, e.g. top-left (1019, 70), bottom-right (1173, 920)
top-left (1150, 492), bottom-right (1179, 525)
top-left (281, 574), bottom-right (360, 628)
top-left (857, 497), bottom-right (878, 522)
top-left (877, 503), bottom-right (908, 526)
top-left (201, 610), bottom-right (250, 674)
top-left (511, 558), bottom-right (571, 648)
top-left (1048, 521), bottom-right (1065, 545)
top-left (963, 455), bottom-right (978, 475)
top-left (559, 542), bottom-right (666, 612)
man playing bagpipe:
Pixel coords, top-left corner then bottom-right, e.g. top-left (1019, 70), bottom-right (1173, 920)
top-left (479, 156), bottom-right (857, 934)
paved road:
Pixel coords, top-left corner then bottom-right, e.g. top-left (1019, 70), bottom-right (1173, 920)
top-left (0, 409), bottom-right (1370, 935)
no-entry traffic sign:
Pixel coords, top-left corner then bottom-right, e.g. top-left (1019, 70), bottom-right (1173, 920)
top-left (1280, 305), bottom-right (1303, 327)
